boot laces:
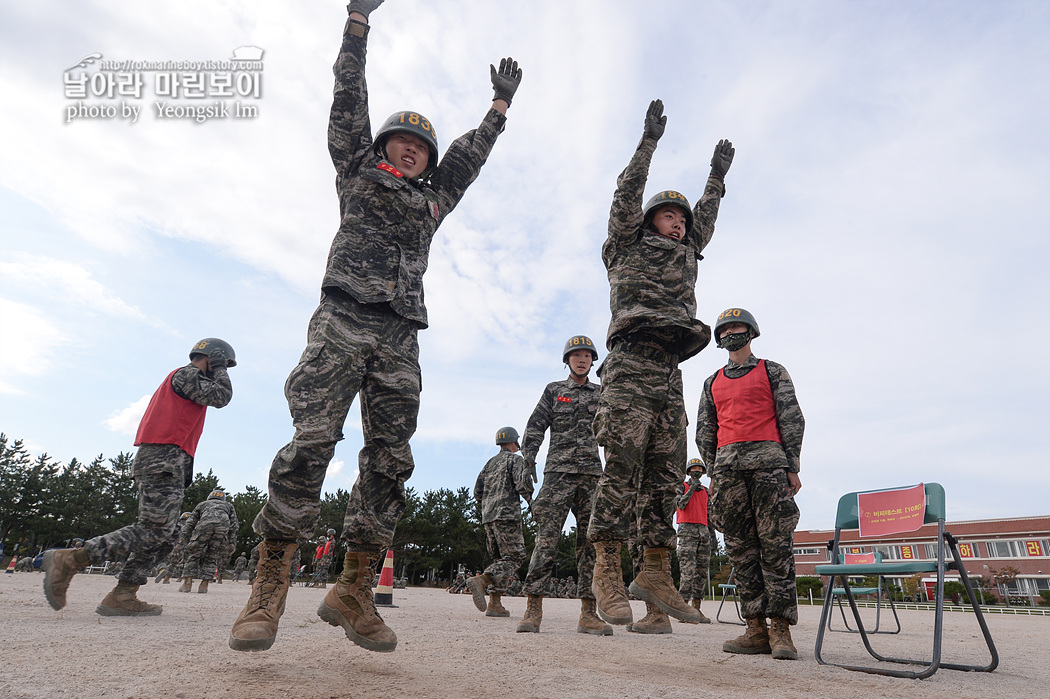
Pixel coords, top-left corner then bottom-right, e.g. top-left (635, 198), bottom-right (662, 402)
top-left (249, 546), bottom-right (288, 612)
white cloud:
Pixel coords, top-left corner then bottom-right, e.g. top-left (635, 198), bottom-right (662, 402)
top-left (0, 299), bottom-right (67, 394)
top-left (103, 394), bottom-right (152, 434)
top-left (0, 254), bottom-right (146, 320)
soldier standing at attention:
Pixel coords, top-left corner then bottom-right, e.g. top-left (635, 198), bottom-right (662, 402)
top-left (697, 308), bottom-right (804, 660)
top-left (233, 552), bottom-right (248, 582)
top-left (588, 99), bottom-right (734, 629)
top-left (42, 338), bottom-right (235, 615)
top-left (675, 458), bottom-right (717, 623)
top-left (179, 489), bottom-right (239, 593)
top-left (229, 0), bottom-right (522, 654)
top-left (467, 427), bottom-right (534, 618)
top-left (516, 336), bottom-right (610, 635)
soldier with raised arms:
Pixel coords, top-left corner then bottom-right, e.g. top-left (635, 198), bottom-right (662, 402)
top-left (229, 0), bottom-right (523, 654)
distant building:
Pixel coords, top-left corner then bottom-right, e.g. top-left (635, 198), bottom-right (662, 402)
top-left (794, 515), bottom-right (1050, 602)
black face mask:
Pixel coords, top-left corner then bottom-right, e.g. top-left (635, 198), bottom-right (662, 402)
top-left (718, 331), bottom-right (751, 351)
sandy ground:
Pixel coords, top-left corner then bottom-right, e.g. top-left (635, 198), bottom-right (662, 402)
top-left (1, 570), bottom-right (1043, 699)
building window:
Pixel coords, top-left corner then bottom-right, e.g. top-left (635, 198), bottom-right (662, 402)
top-left (987, 541), bottom-right (1024, 558)
top-left (793, 548), bottom-right (823, 556)
top-left (872, 545), bottom-right (902, 560)
top-left (924, 544), bottom-right (938, 559)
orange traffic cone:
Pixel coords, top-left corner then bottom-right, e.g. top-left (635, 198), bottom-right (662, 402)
top-left (374, 549), bottom-right (398, 608)
top-left (5, 556), bottom-right (17, 574)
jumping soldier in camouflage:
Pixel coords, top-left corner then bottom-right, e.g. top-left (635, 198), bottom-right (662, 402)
top-left (467, 427), bottom-right (533, 618)
top-left (42, 338), bottom-right (235, 616)
top-left (588, 99), bottom-right (733, 629)
top-left (675, 457), bottom-right (716, 623)
top-left (179, 489), bottom-right (239, 593)
top-left (697, 308), bottom-right (804, 660)
top-left (229, 0), bottom-right (522, 654)
top-left (517, 335), bottom-right (610, 635)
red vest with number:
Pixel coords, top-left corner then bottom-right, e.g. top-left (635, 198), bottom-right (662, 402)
top-left (676, 482), bottom-right (709, 525)
top-left (134, 369), bottom-right (208, 456)
top-left (711, 359), bottom-right (782, 448)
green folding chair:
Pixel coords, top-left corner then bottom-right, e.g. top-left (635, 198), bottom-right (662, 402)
top-left (715, 566), bottom-right (744, 625)
top-left (813, 483), bottom-right (998, 679)
top-left (826, 552), bottom-right (900, 634)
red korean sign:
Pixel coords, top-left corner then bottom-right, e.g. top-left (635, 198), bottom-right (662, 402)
top-left (1026, 540), bottom-right (1045, 557)
top-left (844, 552), bottom-right (875, 564)
top-left (958, 542), bottom-right (976, 558)
top-left (858, 484), bottom-right (926, 537)
top-left (900, 545), bottom-right (915, 560)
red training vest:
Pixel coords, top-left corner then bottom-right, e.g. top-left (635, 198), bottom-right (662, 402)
top-left (134, 369), bottom-right (208, 456)
top-left (676, 482), bottom-right (709, 525)
top-left (711, 359), bottom-right (782, 448)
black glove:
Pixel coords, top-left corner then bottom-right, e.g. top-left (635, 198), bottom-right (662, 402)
top-left (347, 0), bottom-right (383, 19)
top-left (208, 346), bottom-right (228, 370)
top-left (643, 99), bottom-right (666, 142)
top-left (490, 57), bottom-right (522, 106)
top-left (710, 139), bottom-right (735, 179)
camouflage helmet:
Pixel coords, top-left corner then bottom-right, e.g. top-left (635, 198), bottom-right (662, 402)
top-left (713, 307), bottom-right (761, 347)
top-left (562, 335), bottom-right (598, 363)
top-left (326, 528), bottom-right (336, 537)
top-left (686, 457), bottom-right (706, 476)
top-left (374, 111), bottom-right (439, 179)
top-left (208, 489), bottom-right (226, 501)
top-left (180, 512), bottom-right (191, 520)
top-left (189, 337), bottom-right (237, 368)
top-left (642, 190), bottom-right (693, 231)
top-left (495, 426), bottom-right (520, 446)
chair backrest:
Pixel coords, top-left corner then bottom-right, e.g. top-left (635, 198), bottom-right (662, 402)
top-left (834, 483), bottom-right (946, 531)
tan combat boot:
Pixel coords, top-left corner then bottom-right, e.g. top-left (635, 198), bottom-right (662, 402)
top-left (228, 539), bottom-right (298, 652)
top-left (162, 574), bottom-right (171, 584)
top-left (466, 572), bottom-right (494, 613)
top-left (723, 617), bottom-right (772, 655)
top-left (96, 580), bottom-right (163, 616)
top-left (179, 577), bottom-right (193, 593)
top-left (626, 601), bottom-right (672, 634)
top-left (197, 579), bottom-right (209, 594)
top-left (317, 551), bottom-right (397, 653)
top-left (516, 594), bottom-right (543, 632)
top-left (592, 541), bottom-right (633, 625)
top-left (577, 598), bottom-right (613, 636)
top-left (769, 617), bottom-right (798, 660)
top-left (42, 548), bottom-right (91, 611)
top-left (486, 591), bottom-right (510, 617)
top-left (690, 597), bottom-right (711, 624)
top-left (629, 548), bottom-right (701, 623)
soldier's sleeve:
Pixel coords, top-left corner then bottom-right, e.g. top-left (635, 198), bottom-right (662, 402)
top-left (227, 505), bottom-right (240, 541)
top-left (473, 469), bottom-right (485, 506)
top-left (428, 108), bottom-right (508, 220)
top-left (511, 454), bottom-right (534, 501)
top-left (520, 384), bottom-right (555, 463)
top-left (767, 361), bottom-right (805, 472)
top-left (605, 136), bottom-right (657, 259)
top-left (328, 17), bottom-right (374, 177)
top-left (687, 173), bottom-right (726, 255)
top-left (675, 481), bottom-right (693, 510)
top-left (695, 373), bottom-right (719, 467)
top-left (171, 365), bottom-right (233, 408)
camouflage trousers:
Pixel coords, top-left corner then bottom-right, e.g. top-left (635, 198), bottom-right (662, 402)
top-left (588, 347), bottom-right (686, 550)
top-left (254, 291), bottom-right (420, 553)
top-left (84, 451), bottom-right (185, 586)
top-left (523, 472), bottom-right (599, 599)
top-left (232, 562), bottom-right (246, 580)
top-left (710, 468), bottom-right (800, 624)
top-left (677, 522), bottom-right (712, 600)
top-left (180, 522), bottom-right (228, 580)
top-left (482, 520), bottom-right (526, 592)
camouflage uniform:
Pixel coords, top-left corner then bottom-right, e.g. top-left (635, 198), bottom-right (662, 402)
top-left (247, 543), bottom-right (260, 582)
top-left (82, 365), bottom-right (232, 585)
top-left (697, 354), bottom-right (804, 623)
top-left (588, 132), bottom-right (725, 551)
top-left (180, 493), bottom-right (239, 581)
top-left (252, 17), bottom-right (509, 556)
top-left (675, 478), bottom-right (717, 601)
top-left (520, 377), bottom-right (602, 599)
top-left (233, 554), bottom-right (247, 581)
top-left (473, 449), bottom-right (533, 591)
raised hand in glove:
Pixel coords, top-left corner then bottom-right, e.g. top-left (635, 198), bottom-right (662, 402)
top-left (710, 139), bottom-right (735, 179)
top-left (208, 347), bottom-right (229, 370)
top-left (347, 0), bottom-right (384, 19)
top-left (490, 56), bottom-right (522, 106)
top-left (643, 99), bottom-right (666, 142)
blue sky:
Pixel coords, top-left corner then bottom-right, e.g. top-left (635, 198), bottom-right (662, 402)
top-left (1, 0), bottom-right (1047, 532)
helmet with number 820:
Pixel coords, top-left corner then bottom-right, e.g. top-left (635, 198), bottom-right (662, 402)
top-left (713, 308), bottom-right (760, 344)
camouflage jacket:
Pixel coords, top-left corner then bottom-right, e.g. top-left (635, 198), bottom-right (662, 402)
top-left (322, 19), bottom-right (508, 328)
top-left (520, 377), bottom-right (602, 475)
top-left (602, 135), bottom-right (725, 361)
top-left (473, 449), bottom-right (533, 524)
top-left (180, 495), bottom-right (239, 545)
top-left (695, 354), bottom-right (805, 475)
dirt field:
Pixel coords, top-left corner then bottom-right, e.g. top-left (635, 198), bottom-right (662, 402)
top-left (1, 570), bottom-right (1043, 698)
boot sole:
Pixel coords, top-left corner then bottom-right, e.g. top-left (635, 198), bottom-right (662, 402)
top-left (485, 610), bottom-right (510, 617)
top-left (722, 642), bottom-right (772, 655)
top-left (95, 604), bottom-right (162, 617)
top-left (577, 625), bottom-right (613, 636)
top-left (229, 632), bottom-right (276, 652)
top-left (317, 600), bottom-right (397, 653)
top-left (41, 550), bottom-right (66, 611)
top-left (772, 649), bottom-right (798, 660)
top-left (516, 623), bottom-right (540, 633)
top-left (627, 625), bottom-right (672, 635)
top-left (465, 578), bottom-right (487, 612)
top-left (628, 581), bottom-right (701, 623)
top-left (595, 606), bottom-right (633, 625)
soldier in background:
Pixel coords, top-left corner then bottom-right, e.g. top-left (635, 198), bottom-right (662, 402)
top-left (179, 489), bottom-right (239, 594)
top-left (311, 529), bottom-right (337, 588)
top-left (467, 427), bottom-right (533, 618)
top-left (697, 308), bottom-right (804, 660)
top-left (517, 336), bottom-right (609, 635)
top-left (230, 0), bottom-right (522, 655)
top-left (155, 512), bottom-right (191, 583)
top-left (588, 99), bottom-right (732, 630)
top-left (247, 542), bottom-right (261, 583)
top-left (232, 552), bottom-right (248, 582)
top-left (42, 338), bottom-right (235, 617)
top-left (676, 458), bottom-right (717, 623)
